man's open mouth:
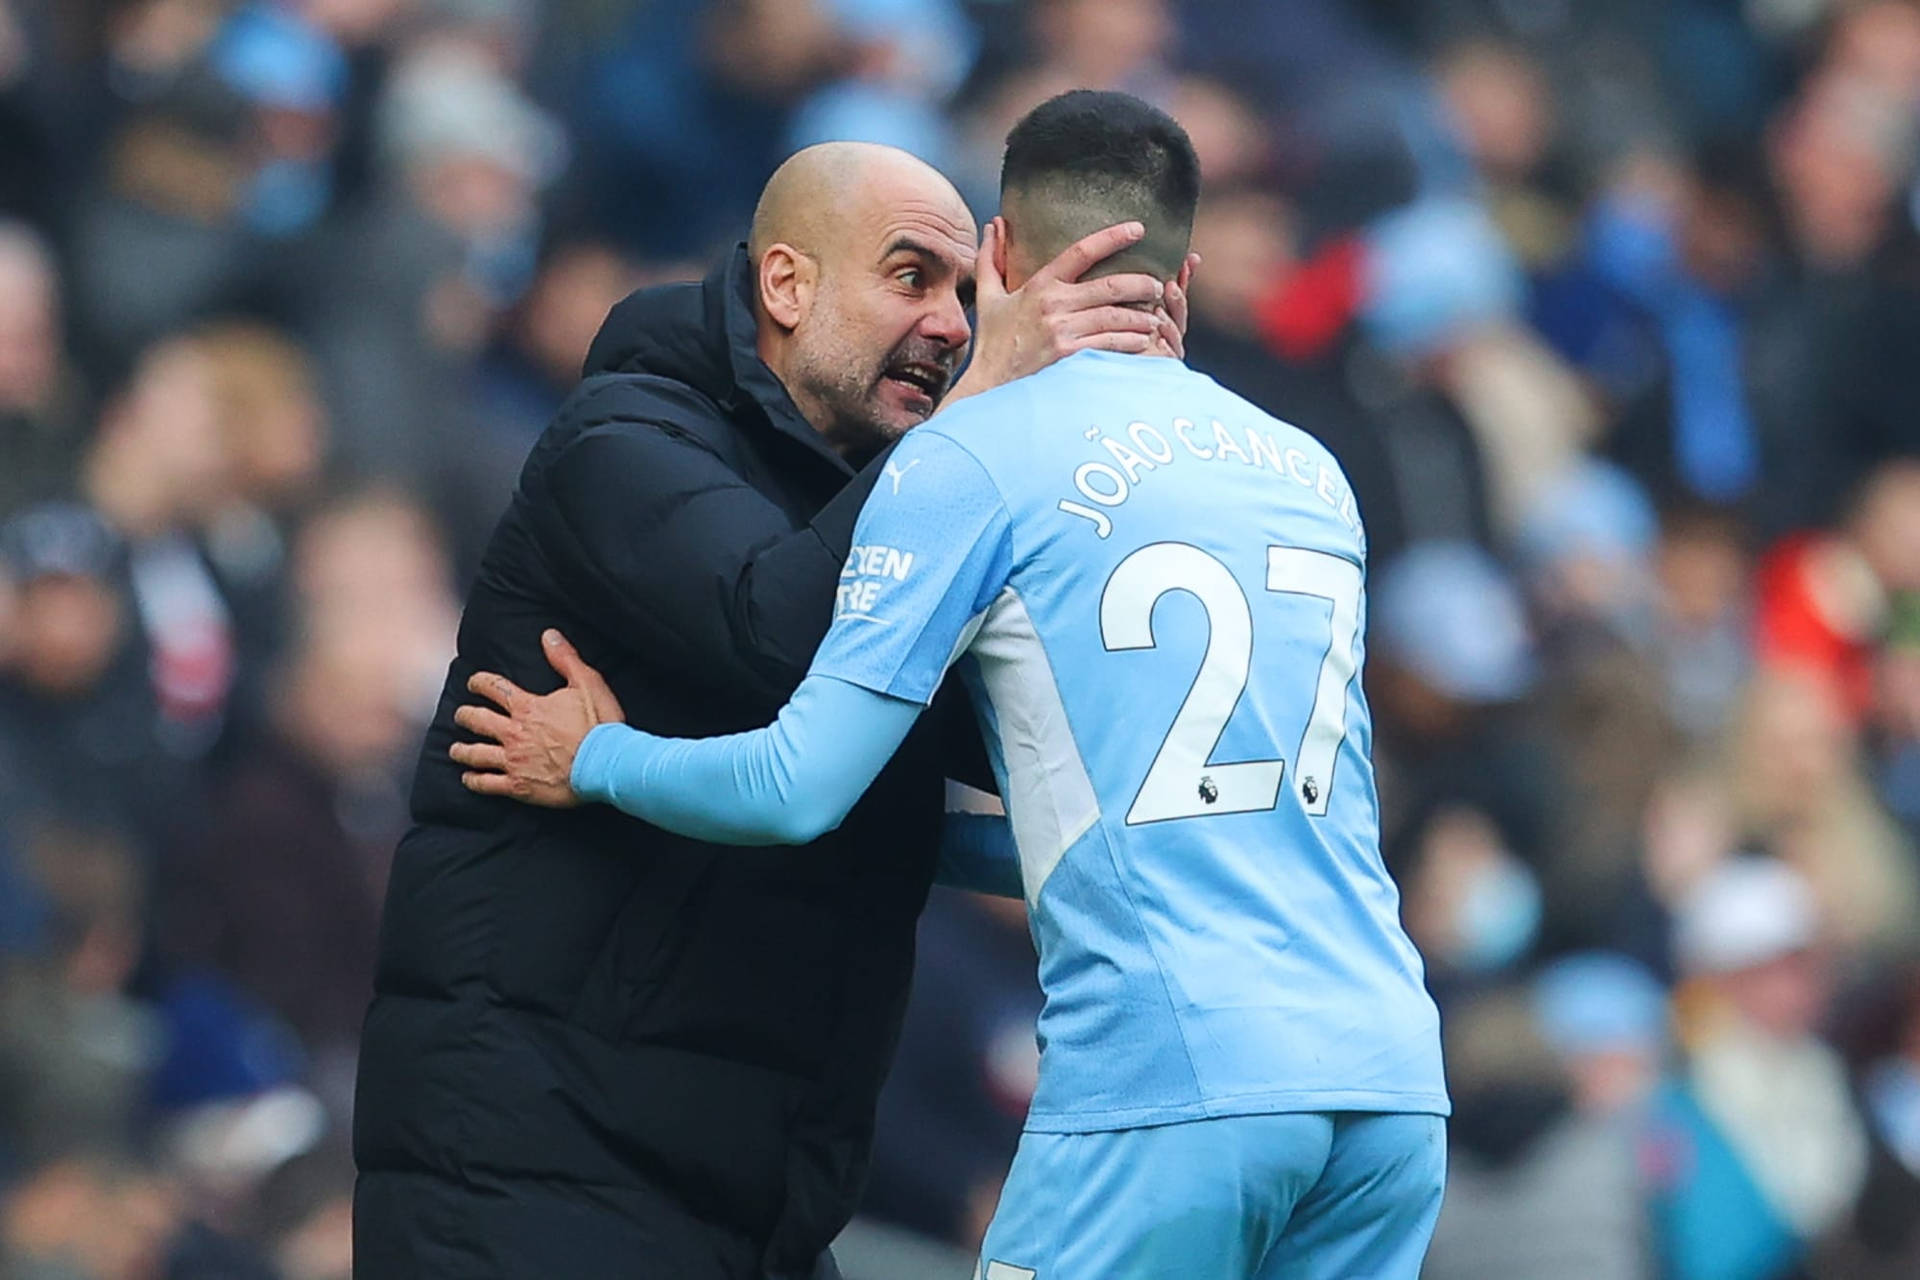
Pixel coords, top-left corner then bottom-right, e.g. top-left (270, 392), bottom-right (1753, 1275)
top-left (881, 359), bottom-right (949, 401)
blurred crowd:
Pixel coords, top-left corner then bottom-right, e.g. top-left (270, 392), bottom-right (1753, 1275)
top-left (0, 0), bottom-right (1917, 1277)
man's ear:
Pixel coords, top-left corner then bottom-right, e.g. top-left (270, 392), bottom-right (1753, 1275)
top-left (759, 244), bottom-right (814, 331)
top-left (990, 216), bottom-right (1011, 287)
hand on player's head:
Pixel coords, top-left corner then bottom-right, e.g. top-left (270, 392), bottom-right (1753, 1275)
top-left (950, 219), bottom-right (1181, 402)
top-left (451, 630), bottom-right (624, 809)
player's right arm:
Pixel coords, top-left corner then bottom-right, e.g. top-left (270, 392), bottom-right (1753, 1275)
top-left (562, 675), bottom-right (1018, 893)
top-left (575, 702), bottom-right (1023, 895)
top-left (457, 426), bottom-right (1018, 850)
top-left (452, 627), bottom-right (1027, 890)
top-left (552, 425), bottom-right (1014, 843)
top-left (566, 672), bottom-right (922, 845)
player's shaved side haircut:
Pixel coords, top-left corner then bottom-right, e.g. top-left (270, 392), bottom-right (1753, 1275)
top-left (1000, 90), bottom-right (1200, 280)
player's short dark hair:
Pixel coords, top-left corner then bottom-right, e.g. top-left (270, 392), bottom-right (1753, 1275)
top-left (1001, 90), bottom-right (1200, 278)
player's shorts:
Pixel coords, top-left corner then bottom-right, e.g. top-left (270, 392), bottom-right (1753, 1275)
top-left (975, 1110), bottom-right (1446, 1280)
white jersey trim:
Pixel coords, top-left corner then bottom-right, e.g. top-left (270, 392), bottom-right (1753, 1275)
top-left (969, 587), bottom-right (1100, 903)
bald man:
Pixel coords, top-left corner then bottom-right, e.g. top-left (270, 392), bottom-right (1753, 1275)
top-left (352, 143), bottom-right (1182, 1280)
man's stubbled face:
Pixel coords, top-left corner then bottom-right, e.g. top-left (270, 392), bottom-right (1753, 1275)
top-left (788, 195), bottom-right (976, 465)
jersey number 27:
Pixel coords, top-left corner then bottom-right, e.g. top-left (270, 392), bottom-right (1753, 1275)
top-left (1100, 542), bottom-right (1361, 824)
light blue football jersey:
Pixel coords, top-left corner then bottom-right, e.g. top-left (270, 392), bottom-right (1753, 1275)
top-left (812, 349), bottom-right (1448, 1132)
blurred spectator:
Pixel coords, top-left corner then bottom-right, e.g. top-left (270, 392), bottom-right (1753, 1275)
top-left (1370, 543), bottom-right (1572, 956)
top-left (1401, 320), bottom-right (1599, 543)
top-left (1, 1104), bottom-right (288, 1279)
top-left (302, 0), bottom-right (413, 49)
top-left (1817, 957), bottom-right (1920, 1279)
top-left (1173, 0), bottom-right (1422, 232)
top-left (1517, 463), bottom-right (1685, 949)
top-left (407, 0), bottom-right (538, 75)
top-left (1, 1153), bottom-right (186, 1280)
top-left (1536, 952), bottom-right (1671, 1117)
top-left (1745, 64), bottom-right (1916, 530)
top-left (1638, 763), bottom-right (1739, 951)
top-left (473, 240), bottom-right (646, 450)
top-left (286, 487), bottom-right (457, 723)
top-left (461, 239), bottom-right (654, 569)
top-left (160, 489), bottom-right (452, 1106)
top-left (200, 325), bottom-right (325, 520)
top-left (1163, 74), bottom-right (1271, 188)
top-left (1354, 198), bottom-right (1532, 545)
top-left (1517, 458), bottom-right (1662, 656)
top-left (1552, 146), bottom-right (1773, 512)
top-left (146, 973), bottom-right (326, 1244)
top-left (1396, 803), bottom-right (1543, 992)
top-left (572, 0), bottom-right (836, 257)
top-left (0, 221), bottom-right (87, 518)
top-left (1753, 459), bottom-right (1920, 722)
top-left (194, 320), bottom-right (330, 708)
top-left (1655, 501), bottom-right (1754, 740)
top-left (1435, 40), bottom-right (1573, 270)
top-left (81, 337), bottom-right (229, 541)
top-left (155, 620), bottom-right (407, 1107)
top-left (1027, 0), bottom-right (1171, 91)
top-left (210, 2), bottom-right (350, 239)
top-left (1371, 544), bottom-right (1537, 740)
top-left (0, 502), bottom-right (191, 853)
top-left (80, 337), bottom-right (239, 755)
top-left (66, 66), bottom-right (261, 375)
top-left (301, 41), bottom-right (561, 496)
top-left (1661, 858), bottom-right (1870, 1268)
top-left (0, 824), bottom-right (159, 1170)
top-left (1726, 669), bottom-right (1918, 959)
top-left (1424, 956), bottom-right (1668, 1280)
top-left (958, 0), bottom-right (1175, 205)
top-left (785, 0), bottom-right (979, 169)
top-left (43, 0), bottom-right (231, 166)
top-left (1207, 197), bottom-right (1519, 552)
top-left (252, 1140), bottom-right (355, 1280)
top-left (1768, 66), bottom-right (1904, 281)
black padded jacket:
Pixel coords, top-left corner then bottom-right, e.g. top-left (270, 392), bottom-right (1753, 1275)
top-left (352, 247), bottom-right (958, 1279)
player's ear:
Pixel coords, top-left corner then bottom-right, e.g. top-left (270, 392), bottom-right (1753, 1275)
top-left (990, 217), bottom-right (1010, 286)
top-left (759, 244), bottom-right (813, 331)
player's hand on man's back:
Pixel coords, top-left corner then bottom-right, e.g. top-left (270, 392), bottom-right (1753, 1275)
top-left (946, 219), bottom-right (1194, 403)
top-left (452, 629), bottom-right (622, 808)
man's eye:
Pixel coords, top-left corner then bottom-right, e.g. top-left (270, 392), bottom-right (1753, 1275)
top-left (897, 268), bottom-right (924, 288)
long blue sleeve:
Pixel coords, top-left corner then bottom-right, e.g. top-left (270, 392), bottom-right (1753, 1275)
top-left (569, 674), bottom-right (923, 846)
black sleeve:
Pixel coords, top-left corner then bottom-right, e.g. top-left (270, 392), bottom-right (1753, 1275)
top-left (527, 422), bottom-right (885, 713)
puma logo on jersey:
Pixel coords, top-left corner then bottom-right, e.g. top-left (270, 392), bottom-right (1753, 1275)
top-left (884, 458), bottom-right (921, 494)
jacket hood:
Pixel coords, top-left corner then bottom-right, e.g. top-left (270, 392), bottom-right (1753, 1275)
top-left (582, 244), bottom-right (849, 474)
